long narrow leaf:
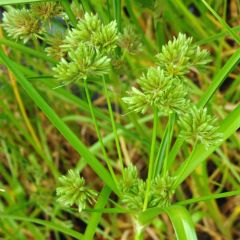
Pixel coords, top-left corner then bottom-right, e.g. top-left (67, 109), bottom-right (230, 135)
top-left (83, 186), bottom-right (111, 240)
top-left (0, 49), bottom-right (119, 195)
top-left (164, 205), bottom-right (197, 240)
top-left (0, 215), bottom-right (83, 239)
top-left (0, 0), bottom-right (51, 5)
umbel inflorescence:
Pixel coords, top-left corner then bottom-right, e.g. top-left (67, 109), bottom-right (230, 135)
top-left (2, 4), bottom-right (223, 216)
top-left (119, 164), bottom-right (175, 210)
top-left (123, 33), bottom-right (222, 149)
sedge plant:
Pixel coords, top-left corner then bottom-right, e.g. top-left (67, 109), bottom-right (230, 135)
top-left (1, 1), bottom-right (240, 240)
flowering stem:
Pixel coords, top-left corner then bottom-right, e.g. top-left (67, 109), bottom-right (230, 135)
top-left (103, 76), bottom-right (125, 179)
top-left (83, 78), bottom-right (118, 188)
top-left (162, 113), bottom-right (175, 177)
top-left (143, 107), bottom-right (158, 211)
top-left (134, 219), bottom-right (144, 240)
top-left (172, 140), bottom-right (199, 189)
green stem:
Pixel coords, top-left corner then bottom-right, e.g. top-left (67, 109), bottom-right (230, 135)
top-left (83, 78), bottom-right (118, 187)
top-left (103, 76), bottom-right (125, 179)
top-left (113, 0), bottom-right (121, 31)
top-left (134, 219), bottom-right (145, 240)
top-left (162, 113), bottom-right (175, 177)
top-left (61, 0), bottom-right (77, 27)
top-left (143, 108), bottom-right (158, 211)
top-left (173, 140), bottom-right (199, 189)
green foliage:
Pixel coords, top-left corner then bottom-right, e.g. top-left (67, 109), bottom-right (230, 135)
top-left (53, 43), bottom-right (111, 84)
top-left (56, 169), bottom-right (98, 212)
top-left (178, 106), bottom-right (223, 148)
top-left (2, 8), bottom-right (41, 43)
top-left (1, 1), bottom-right (240, 240)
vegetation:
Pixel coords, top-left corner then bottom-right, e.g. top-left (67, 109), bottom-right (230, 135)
top-left (0, 0), bottom-right (240, 239)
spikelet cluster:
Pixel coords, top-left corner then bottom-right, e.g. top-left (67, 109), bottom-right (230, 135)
top-left (123, 67), bottom-right (189, 115)
top-left (2, 2), bottom-right (63, 43)
top-left (118, 26), bottom-right (142, 54)
top-left (30, 2), bottom-right (63, 22)
top-left (53, 13), bottom-right (118, 84)
top-left (123, 33), bottom-right (210, 116)
top-left (53, 43), bottom-right (111, 84)
top-left (45, 34), bottom-right (66, 60)
top-left (61, 13), bottom-right (118, 54)
top-left (119, 165), bottom-right (175, 210)
top-left (178, 106), bottom-right (223, 148)
top-left (156, 33), bottom-right (210, 78)
top-left (56, 169), bottom-right (98, 212)
top-left (2, 8), bottom-right (41, 43)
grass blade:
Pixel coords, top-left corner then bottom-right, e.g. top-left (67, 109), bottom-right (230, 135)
top-left (177, 190), bottom-right (240, 205)
top-left (164, 205), bottom-right (197, 240)
top-left (0, 0), bottom-right (51, 5)
top-left (201, 0), bottom-right (240, 44)
top-left (83, 186), bottom-right (111, 240)
top-left (198, 48), bottom-right (240, 107)
top-left (0, 49), bottom-right (119, 195)
top-left (0, 38), bottom-right (57, 64)
top-left (0, 215), bottom-right (83, 239)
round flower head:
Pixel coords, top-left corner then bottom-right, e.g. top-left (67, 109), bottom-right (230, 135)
top-left (92, 20), bottom-right (118, 54)
top-left (122, 67), bottom-right (189, 115)
top-left (30, 2), bottom-right (63, 22)
top-left (61, 13), bottom-right (118, 54)
top-left (61, 13), bottom-right (101, 52)
top-left (56, 169), bottom-right (98, 212)
top-left (156, 33), bottom-right (210, 78)
top-left (178, 106), bottom-right (223, 148)
top-left (53, 43), bottom-right (111, 84)
top-left (150, 173), bottom-right (176, 207)
top-left (45, 34), bottom-right (66, 60)
top-left (118, 25), bottom-right (142, 54)
top-left (2, 8), bottom-right (41, 43)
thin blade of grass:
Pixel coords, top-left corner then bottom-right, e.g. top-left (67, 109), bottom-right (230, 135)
top-left (164, 205), bottom-right (197, 240)
top-left (201, 0), bottom-right (240, 44)
top-left (83, 186), bottom-right (111, 240)
top-left (60, 0), bottom-right (77, 27)
top-left (0, 49), bottom-right (119, 195)
top-left (0, 38), bottom-right (57, 64)
top-left (0, 215), bottom-right (83, 239)
top-left (177, 190), bottom-right (240, 205)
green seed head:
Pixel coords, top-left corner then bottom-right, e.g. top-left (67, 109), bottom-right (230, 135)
top-left (2, 8), bottom-right (41, 43)
top-left (53, 43), bottom-right (111, 84)
top-left (178, 106), bottom-right (223, 148)
top-left (56, 169), bottom-right (98, 212)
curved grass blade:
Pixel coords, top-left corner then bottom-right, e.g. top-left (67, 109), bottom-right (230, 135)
top-left (0, 0), bottom-right (51, 5)
top-left (164, 205), bottom-right (197, 240)
top-left (0, 49), bottom-right (119, 195)
top-left (0, 38), bottom-right (57, 64)
top-left (0, 215), bottom-right (83, 239)
top-left (83, 186), bottom-right (111, 240)
top-left (177, 190), bottom-right (240, 206)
